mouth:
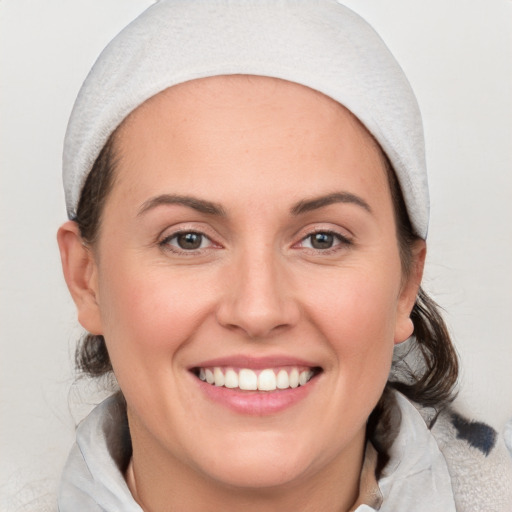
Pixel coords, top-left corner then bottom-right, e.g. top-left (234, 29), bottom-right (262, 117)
top-left (191, 365), bottom-right (322, 392)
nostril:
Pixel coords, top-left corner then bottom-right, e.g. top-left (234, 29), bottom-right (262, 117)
top-left (216, 301), bottom-right (301, 340)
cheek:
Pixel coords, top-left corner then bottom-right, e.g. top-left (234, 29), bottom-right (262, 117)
top-left (282, 262), bottom-right (402, 458)
top-left (95, 257), bottom-right (215, 376)
top-left (303, 263), bottom-right (401, 380)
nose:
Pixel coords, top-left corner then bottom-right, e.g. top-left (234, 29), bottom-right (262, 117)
top-left (216, 247), bottom-right (300, 339)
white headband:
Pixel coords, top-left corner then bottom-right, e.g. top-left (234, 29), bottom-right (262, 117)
top-left (63, 0), bottom-right (429, 238)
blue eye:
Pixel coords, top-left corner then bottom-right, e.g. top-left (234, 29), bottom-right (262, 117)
top-left (162, 232), bottom-right (211, 251)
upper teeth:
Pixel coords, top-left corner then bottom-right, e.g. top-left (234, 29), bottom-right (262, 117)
top-left (198, 367), bottom-right (314, 391)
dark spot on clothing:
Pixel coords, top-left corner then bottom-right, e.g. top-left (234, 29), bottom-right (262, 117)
top-left (451, 412), bottom-right (497, 456)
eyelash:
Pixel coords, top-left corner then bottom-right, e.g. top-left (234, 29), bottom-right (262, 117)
top-left (296, 230), bottom-right (353, 253)
top-left (159, 230), bottom-right (217, 254)
top-left (158, 229), bottom-right (353, 255)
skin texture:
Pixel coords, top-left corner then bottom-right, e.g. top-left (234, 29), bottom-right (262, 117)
top-left (58, 76), bottom-right (425, 511)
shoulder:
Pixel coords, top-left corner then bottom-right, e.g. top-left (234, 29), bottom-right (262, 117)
top-left (426, 404), bottom-right (512, 512)
top-left (376, 390), bottom-right (512, 511)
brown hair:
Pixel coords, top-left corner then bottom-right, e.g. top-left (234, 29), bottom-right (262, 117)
top-left (73, 132), bottom-right (458, 410)
top-left (74, 134), bottom-right (117, 377)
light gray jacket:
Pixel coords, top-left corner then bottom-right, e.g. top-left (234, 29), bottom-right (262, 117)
top-left (58, 391), bottom-right (512, 511)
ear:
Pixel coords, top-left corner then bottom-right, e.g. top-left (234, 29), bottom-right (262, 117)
top-left (57, 221), bottom-right (103, 335)
top-left (394, 239), bottom-right (426, 344)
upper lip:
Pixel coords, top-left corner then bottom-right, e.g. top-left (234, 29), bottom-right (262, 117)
top-left (189, 355), bottom-right (321, 370)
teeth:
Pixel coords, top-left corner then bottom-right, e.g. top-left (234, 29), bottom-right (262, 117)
top-left (197, 366), bottom-right (316, 391)
top-left (239, 369), bottom-right (258, 390)
top-left (289, 368), bottom-right (299, 388)
top-left (276, 369), bottom-right (289, 389)
top-left (224, 369), bottom-right (239, 389)
top-left (258, 369), bottom-right (277, 391)
top-left (213, 367), bottom-right (225, 387)
top-left (299, 370), bottom-right (313, 386)
top-left (205, 368), bottom-right (214, 384)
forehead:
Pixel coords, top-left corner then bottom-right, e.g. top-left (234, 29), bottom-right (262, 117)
top-left (120, 75), bottom-right (379, 150)
top-left (131, 75), bottom-right (332, 111)
top-left (111, 75), bottom-right (390, 212)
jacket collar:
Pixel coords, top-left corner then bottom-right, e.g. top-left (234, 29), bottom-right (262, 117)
top-left (58, 391), bottom-right (456, 511)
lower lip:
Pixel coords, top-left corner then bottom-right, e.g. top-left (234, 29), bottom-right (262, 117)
top-left (194, 374), bottom-right (319, 415)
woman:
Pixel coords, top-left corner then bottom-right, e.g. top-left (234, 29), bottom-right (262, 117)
top-left (56, 1), bottom-right (512, 510)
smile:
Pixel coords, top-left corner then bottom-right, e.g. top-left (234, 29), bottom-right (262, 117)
top-left (196, 366), bottom-right (318, 391)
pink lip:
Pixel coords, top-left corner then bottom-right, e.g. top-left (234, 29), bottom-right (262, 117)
top-left (189, 355), bottom-right (322, 416)
top-left (195, 377), bottom-right (319, 415)
top-left (190, 354), bottom-right (320, 370)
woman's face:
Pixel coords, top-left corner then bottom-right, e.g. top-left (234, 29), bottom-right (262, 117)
top-left (79, 76), bottom-right (422, 491)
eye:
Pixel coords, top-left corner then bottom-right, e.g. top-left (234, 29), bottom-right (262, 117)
top-left (306, 232), bottom-right (336, 250)
top-left (161, 231), bottom-right (212, 251)
top-left (299, 231), bottom-right (351, 250)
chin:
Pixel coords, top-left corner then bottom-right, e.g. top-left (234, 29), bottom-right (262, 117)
top-left (186, 430), bottom-right (325, 490)
top-left (203, 456), bottom-right (310, 490)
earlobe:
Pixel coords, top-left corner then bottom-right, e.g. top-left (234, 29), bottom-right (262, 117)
top-left (57, 221), bottom-right (103, 335)
top-left (394, 240), bottom-right (427, 344)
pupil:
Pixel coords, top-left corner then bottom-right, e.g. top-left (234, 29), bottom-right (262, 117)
top-left (178, 232), bottom-right (202, 249)
top-left (311, 233), bottom-right (333, 249)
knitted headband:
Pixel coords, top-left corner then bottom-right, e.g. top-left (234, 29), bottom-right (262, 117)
top-left (63, 0), bottom-right (429, 238)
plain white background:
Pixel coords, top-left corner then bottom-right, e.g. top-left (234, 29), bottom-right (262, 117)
top-left (1, 1), bottom-right (511, 510)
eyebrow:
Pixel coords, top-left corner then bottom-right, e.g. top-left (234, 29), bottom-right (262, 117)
top-left (291, 192), bottom-right (372, 216)
top-left (138, 191), bottom-right (370, 218)
top-left (137, 194), bottom-right (226, 217)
